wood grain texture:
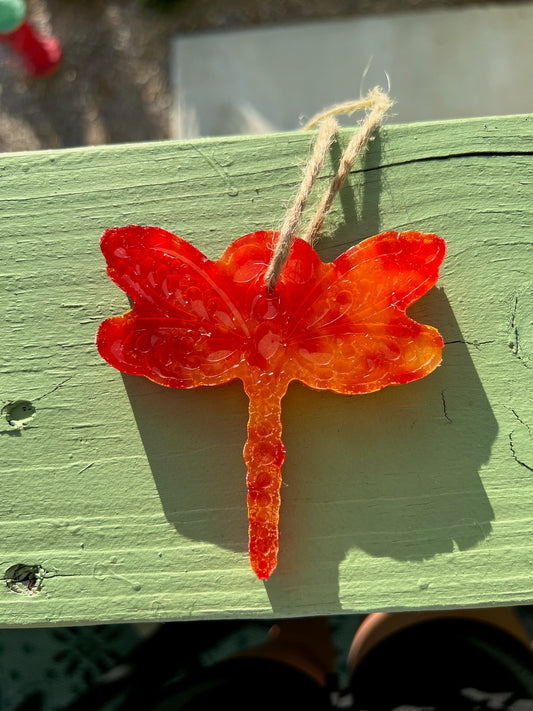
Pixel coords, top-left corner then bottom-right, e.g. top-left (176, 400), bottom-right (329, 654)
top-left (0, 114), bottom-right (532, 626)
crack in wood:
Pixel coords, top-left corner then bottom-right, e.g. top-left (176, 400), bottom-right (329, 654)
top-left (76, 462), bottom-right (95, 476)
top-left (444, 339), bottom-right (496, 348)
top-left (358, 149), bottom-right (533, 174)
top-left (509, 432), bottom-right (533, 473)
top-left (441, 389), bottom-right (452, 424)
top-left (508, 409), bottom-right (532, 473)
top-left (510, 294), bottom-right (520, 356)
top-left (510, 408), bottom-right (531, 433)
top-left (508, 294), bottom-right (530, 369)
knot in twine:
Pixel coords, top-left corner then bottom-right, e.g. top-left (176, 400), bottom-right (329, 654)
top-left (265, 87), bottom-right (394, 292)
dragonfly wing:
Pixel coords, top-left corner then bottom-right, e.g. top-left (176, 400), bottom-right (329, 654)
top-left (285, 231), bottom-right (446, 394)
top-left (97, 225), bottom-right (250, 388)
top-left (289, 322), bottom-right (443, 394)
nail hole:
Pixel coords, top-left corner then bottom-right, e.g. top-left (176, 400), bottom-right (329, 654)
top-left (4, 564), bottom-right (45, 595)
top-left (1, 400), bottom-right (36, 428)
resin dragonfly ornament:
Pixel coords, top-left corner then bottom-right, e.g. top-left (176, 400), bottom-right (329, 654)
top-left (97, 225), bottom-right (446, 579)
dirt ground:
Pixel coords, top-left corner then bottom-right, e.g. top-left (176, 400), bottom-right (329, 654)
top-left (0, 0), bottom-right (510, 152)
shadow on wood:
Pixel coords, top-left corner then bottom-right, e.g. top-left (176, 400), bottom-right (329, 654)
top-left (123, 286), bottom-right (496, 613)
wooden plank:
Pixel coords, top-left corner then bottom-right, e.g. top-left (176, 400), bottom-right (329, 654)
top-left (0, 114), bottom-right (532, 626)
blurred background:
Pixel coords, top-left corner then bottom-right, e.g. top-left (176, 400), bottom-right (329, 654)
top-left (1, 1), bottom-right (532, 709)
top-left (0, 0), bottom-right (532, 152)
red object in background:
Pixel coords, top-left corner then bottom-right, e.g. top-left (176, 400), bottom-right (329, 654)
top-left (97, 227), bottom-right (446, 579)
top-left (0, 18), bottom-right (62, 76)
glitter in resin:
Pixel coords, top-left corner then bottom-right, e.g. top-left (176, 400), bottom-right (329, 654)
top-left (97, 227), bottom-right (446, 579)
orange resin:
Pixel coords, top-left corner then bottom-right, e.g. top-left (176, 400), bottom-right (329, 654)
top-left (97, 227), bottom-right (446, 579)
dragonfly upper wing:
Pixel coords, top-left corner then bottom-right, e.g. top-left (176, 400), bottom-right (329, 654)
top-left (97, 225), bottom-right (251, 388)
top-left (284, 231), bottom-right (446, 394)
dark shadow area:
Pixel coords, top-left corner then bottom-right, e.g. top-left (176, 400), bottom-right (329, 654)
top-left (0, 427), bottom-right (23, 437)
top-left (123, 287), bottom-right (496, 613)
top-left (266, 291), bottom-right (496, 610)
top-left (323, 129), bottom-right (383, 257)
top-left (123, 373), bottom-right (250, 556)
top-left (4, 607), bottom-right (533, 711)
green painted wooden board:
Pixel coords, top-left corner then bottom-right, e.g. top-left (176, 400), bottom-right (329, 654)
top-left (0, 114), bottom-right (532, 627)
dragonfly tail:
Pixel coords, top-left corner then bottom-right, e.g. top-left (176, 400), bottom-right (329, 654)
top-left (243, 389), bottom-right (285, 580)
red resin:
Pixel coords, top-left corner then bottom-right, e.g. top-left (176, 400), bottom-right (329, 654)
top-left (97, 227), bottom-right (446, 579)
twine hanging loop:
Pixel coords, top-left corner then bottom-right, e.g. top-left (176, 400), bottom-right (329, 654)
top-left (265, 87), bottom-right (393, 292)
